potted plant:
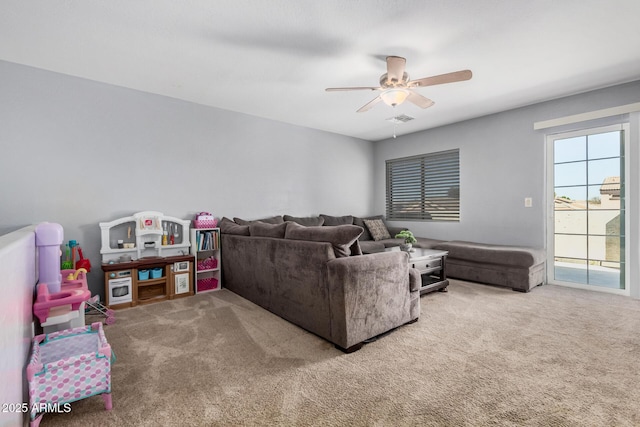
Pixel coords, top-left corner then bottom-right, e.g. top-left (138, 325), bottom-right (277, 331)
top-left (395, 230), bottom-right (417, 252)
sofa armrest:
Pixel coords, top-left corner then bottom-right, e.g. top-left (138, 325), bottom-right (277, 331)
top-left (409, 268), bottom-right (421, 292)
top-left (326, 251), bottom-right (413, 349)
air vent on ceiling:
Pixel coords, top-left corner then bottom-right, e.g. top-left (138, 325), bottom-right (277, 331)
top-left (386, 114), bottom-right (414, 124)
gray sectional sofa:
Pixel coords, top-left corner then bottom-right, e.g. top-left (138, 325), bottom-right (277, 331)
top-left (230, 213), bottom-right (546, 292)
top-left (219, 213), bottom-right (545, 351)
top-left (220, 217), bottom-right (421, 352)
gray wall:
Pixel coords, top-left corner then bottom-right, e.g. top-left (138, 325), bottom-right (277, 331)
top-left (374, 80), bottom-right (640, 249)
top-left (2, 58), bottom-right (639, 297)
top-left (0, 60), bottom-right (375, 297)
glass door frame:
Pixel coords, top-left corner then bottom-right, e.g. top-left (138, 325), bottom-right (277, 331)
top-left (545, 123), bottom-right (630, 296)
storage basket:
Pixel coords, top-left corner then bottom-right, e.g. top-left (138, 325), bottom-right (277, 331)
top-left (193, 212), bottom-right (218, 229)
top-left (138, 269), bottom-right (149, 281)
top-left (197, 277), bottom-right (219, 292)
top-left (150, 268), bottom-right (163, 279)
top-left (193, 218), bottom-right (218, 229)
top-left (197, 257), bottom-right (218, 271)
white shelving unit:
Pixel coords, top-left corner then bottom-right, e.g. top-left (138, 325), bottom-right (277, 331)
top-left (190, 228), bottom-right (221, 293)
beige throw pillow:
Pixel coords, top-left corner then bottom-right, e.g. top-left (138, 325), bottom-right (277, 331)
top-left (363, 218), bottom-right (391, 241)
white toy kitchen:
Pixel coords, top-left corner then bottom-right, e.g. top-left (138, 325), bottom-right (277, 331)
top-left (99, 211), bottom-right (193, 308)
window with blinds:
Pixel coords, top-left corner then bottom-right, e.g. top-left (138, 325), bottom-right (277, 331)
top-left (386, 149), bottom-right (460, 221)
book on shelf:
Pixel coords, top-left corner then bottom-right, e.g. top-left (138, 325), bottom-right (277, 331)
top-left (196, 230), bottom-right (219, 251)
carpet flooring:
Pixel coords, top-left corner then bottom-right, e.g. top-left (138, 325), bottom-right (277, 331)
top-left (40, 280), bottom-right (640, 426)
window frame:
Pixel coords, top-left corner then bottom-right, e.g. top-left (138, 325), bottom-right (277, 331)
top-left (385, 149), bottom-right (460, 222)
top-left (545, 123), bottom-right (630, 295)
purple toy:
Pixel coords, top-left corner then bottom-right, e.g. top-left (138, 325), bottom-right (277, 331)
top-left (35, 222), bottom-right (64, 294)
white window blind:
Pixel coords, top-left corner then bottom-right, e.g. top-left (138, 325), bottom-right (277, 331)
top-left (386, 149), bottom-right (460, 221)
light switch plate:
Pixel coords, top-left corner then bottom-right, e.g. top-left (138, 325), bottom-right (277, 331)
top-left (524, 197), bottom-right (533, 207)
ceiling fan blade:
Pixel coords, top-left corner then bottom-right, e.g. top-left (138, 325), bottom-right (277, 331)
top-left (409, 69), bottom-right (472, 88)
top-left (325, 86), bottom-right (381, 92)
top-left (386, 56), bottom-right (406, 83)
top-left (406, 91), bottom-right (435, 109)
top-left (357, 96), bottom-right (382, 113)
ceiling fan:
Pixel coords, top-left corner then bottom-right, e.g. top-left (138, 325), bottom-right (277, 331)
top-left (325, 56), bottom-right (472, 113)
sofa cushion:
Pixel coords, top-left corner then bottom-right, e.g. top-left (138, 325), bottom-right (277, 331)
top-left (283, 215), bottom-right (325, 226)
top-left (386, 225), bottom-right (409, 238)
top-left (219, 217), bottom-right (250, 236)
top-left (234, 215), bottom-right (285, 225)
top-left (353, 215), bottom-right (383, 241)
top-left (320, 214), bottom-right (354, 226)
top-left (433, 241), bottom-right (546, 267)
top-left (413, 237), bottom-right (447, 249)
top-left (249, 221), bottom-right (288, 238)
top-left (350, 240), bottom-right (363, 256)
top-left (363, 218), bottom-right (391, 241)
top-left (380, 238), bottom-right (407, 248)
top-left (358, 240), bottom-right (386, 254)
top-left (285, 222), bottom-right (363, 258)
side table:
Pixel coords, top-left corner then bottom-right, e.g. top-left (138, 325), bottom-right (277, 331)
top-left (386, 247), bottom-right (449, 294)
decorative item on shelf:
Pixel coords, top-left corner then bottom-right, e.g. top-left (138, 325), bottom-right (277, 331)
top-left (139, 215), bottom-right (161, 230)
top-left (193, 212), bottom-right (218, 229)
top-left (395, 230), bottom-right (417, 252)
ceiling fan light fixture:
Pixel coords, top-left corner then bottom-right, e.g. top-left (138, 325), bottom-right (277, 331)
top-left (380, 89), bottom-right (409, 107)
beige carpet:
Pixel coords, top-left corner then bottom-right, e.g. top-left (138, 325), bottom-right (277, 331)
top-left (41, 280), bottom-right (640, 426)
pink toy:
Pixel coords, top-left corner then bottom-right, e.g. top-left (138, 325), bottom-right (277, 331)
top-left (60, 268), bottom-right (88, 290)
top-left (33, 279), bottom-right (91, 324)
top-left (27, 322), bottom-right (113, 427)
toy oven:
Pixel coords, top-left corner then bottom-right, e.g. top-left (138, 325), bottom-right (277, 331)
top-left (174, 261), bottom-right (190, 273)
top-left (108, 272), bottom-right (132, 305)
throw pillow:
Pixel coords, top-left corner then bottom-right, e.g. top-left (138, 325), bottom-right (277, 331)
top-left (219, 217), bottom-right (250, 236)
top-left (284, 222), bottom-right (363, 258)
top-left (249, 221), bottom-right (288, 238)
top-left (233, 215), bottom-right (285, 225)
top-left (319, 214), bottom-right (354, 226)
top-left (353, 215), bottom-right (383, 241)
top-left (283, 215), bottom-right (325, 226)
top-left (363, 218), bottom-right (391, 241)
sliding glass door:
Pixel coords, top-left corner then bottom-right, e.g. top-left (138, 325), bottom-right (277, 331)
top-left (547, 124), bottom-right (628, 292)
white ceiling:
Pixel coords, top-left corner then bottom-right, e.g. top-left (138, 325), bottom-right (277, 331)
top-left (2, 0), bottom-right (640, 141)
